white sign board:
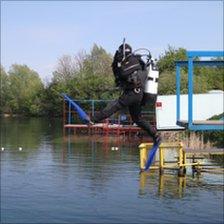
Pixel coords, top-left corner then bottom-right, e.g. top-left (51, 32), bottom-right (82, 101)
top-left (156, 91), bottom-right (224, 130)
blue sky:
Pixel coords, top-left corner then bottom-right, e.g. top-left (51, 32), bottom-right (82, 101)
top-left (1, 1), bottom-right (223, 82)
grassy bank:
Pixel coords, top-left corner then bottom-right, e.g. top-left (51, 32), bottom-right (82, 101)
top-left (160, 131), bottom-right (224, 150)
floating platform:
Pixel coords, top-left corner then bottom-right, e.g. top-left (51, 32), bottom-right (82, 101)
top-left (64, 123), bottom-right (142, 136)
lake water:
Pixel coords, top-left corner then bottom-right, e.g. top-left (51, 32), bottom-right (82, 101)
top-left (1, 118), bottom-right (223, 224)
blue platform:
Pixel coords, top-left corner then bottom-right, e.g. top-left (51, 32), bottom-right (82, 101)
top-left (175, 51), bottom-right (224, 131)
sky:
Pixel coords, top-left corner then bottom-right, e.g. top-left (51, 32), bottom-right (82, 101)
top-left (1, 1), bottom-right (223, 82)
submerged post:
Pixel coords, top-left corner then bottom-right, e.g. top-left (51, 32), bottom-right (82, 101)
top-left (159, 146), bottom-right (164, 175)
top-left (178, 142), bottom-right (186, 177)
top-left (139, 143), bottom-right (147, 171)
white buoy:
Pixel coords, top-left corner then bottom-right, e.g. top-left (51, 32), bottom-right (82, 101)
top-left (1, 147), bottom-right (4, 151)
top-left (115, 147), bottom-right (119, 151)
top-left (111, 147), bottom-right (115, 151)
top-left (19, 147), bottom-right (22, 151)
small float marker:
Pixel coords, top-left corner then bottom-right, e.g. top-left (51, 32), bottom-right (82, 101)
top-left (1, 147), bottom-right (4, 151)
top-left (111, 147), bottom-right (119, 151)
top-left (19, 147), bottom-right (22, 151)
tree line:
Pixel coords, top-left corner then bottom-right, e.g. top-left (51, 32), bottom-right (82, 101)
top-left (1, 44), bottom-right (223, 116)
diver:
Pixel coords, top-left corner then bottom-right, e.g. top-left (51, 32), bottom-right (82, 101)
top-left (91, 43), bottom-right (161, 144)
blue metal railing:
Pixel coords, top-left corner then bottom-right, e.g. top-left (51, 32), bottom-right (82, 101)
top-left (175, 51), bottom-right (224, 131)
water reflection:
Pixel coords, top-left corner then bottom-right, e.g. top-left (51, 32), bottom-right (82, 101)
top-left (0, 117), bottom-right (62, 152)
top-left (139, 171), bottom-right (224, 200)
top-left (59, 134), bottom-right (142, 194)
top-left (62, 133), bottom-right (223, 201)
top-left (61, 133), bottom-right (142, 163)
top-left (139, 172), bottom-right (186, 198)
top-left (1, 118), bottom-right (223, 224)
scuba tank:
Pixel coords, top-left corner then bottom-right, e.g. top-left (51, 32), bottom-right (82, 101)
top-left (133, 48), bottom-right (160, 99)
top-left (143, 57), bottom-right (159, 105)
top-left (144, 57), bottom-right (159, 96)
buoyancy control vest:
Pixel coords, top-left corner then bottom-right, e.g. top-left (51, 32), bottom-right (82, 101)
top-left (112, 52), bottom-right (144, 90)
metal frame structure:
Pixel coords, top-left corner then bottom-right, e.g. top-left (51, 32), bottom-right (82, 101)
top-left (176, 51), bottom-right (224, 131)
top-left (139, 142), bottom-right (205, 176)
top-left (139, 141), bottom-right (224, 175)
top-left (62, 97), bottom-right (156, 136)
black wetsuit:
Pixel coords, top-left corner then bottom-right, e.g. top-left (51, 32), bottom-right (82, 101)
top-left (92, 53), bottom-right (157, 141)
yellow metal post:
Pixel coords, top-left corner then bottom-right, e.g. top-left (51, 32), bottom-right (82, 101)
top-left (178, 176), bottom-right (186, 198)
top-left (178, 143), bottom-right (186, 177)
top-left (179, 143), bottom-right (183, 167)
top-left (139, 143), bottom-right (147, 171)
top-left (139, 172), bottom-right (147, 189)
top-left (183, 149), bottom-right (187, 174)
top-left (159, 146), bottom-right (164, 175)
top-left (139, 143), bottom-right (155, 171)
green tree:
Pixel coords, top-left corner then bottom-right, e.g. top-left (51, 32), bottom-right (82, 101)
top-left (157, 47), bottom-right (224, 95)
top-left (0, 65), bottom-right (11, 114)
top-left (45, 44), bottom-right (118, 115)
top-left (157, 46), bottom-right (187, 73)
top-left (52, 44), bottom-right (117, 100)
top-left (8, 64), bottom-right (44, 115)
top-left (157, 46), bottom-right (188, 95)
top-left (41, 80), bottom-right (69, 116)
top-left (52, 53), bottom-right (84, 83)
top-left (74, 44), bottom-right (115, 100)
top-left (203, 113), bottom-right (224, 148)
